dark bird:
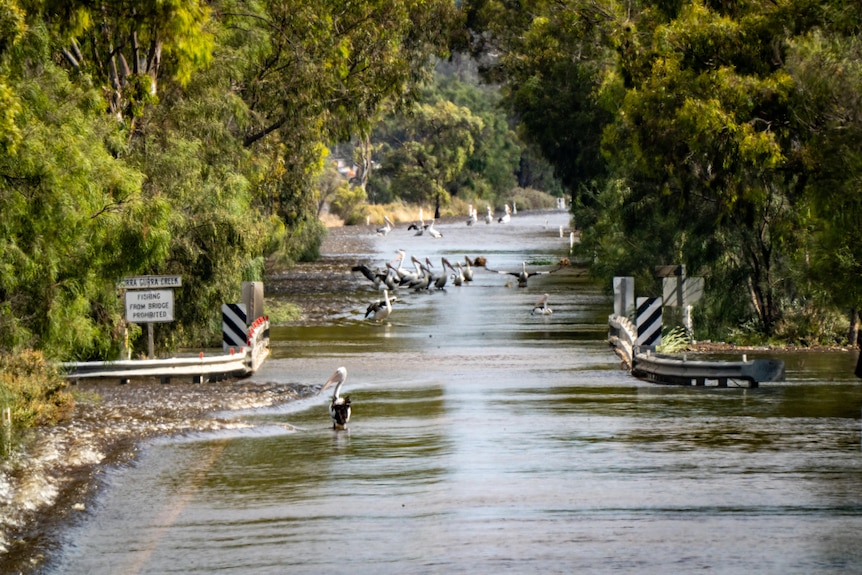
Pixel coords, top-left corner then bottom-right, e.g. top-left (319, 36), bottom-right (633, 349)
top-left (321, 367), bottom-right (351, 430)
top-left (486, 261), bottom-right (564, 288)
top-left (352, 264), bottom-right (390, 290)
top-left (365, 289), bottom-right (396, 321)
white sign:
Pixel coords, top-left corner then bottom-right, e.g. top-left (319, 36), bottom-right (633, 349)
top-left (125, 290), bottom-right (174, 323)
top-left (123, 275), bottom-right (182, 289)
top-left (662, 276), bottom-right (704, 307)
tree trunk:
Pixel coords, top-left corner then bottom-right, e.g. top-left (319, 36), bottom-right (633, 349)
top-left (351, 134), bottom-right (371, 192)
top-left (848, 307), bottom-right (860, 348)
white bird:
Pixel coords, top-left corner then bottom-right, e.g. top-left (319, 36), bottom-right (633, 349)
top-left (485, 206), bottom-right (493, 224)
top-left (467, 205), bottom-right (478, 226)
top-left (498, 204), bottom-right (511, 224)
top-left (365, 289), bottom-right (395, 321)
top-left (462, 257), bottom-right (475, 282)
top-left (443, 257), bottom-right (462, 286)
top-left (321, 367), bottom-right (351, 430)
top-left (376, 216), bottom-right (394, 236)
top-left (486, 260), bottom-right (564, 288)
top-left (531, 293), bottom-right (553, 315)
top-left (427, 219), bottom-right (443, 238)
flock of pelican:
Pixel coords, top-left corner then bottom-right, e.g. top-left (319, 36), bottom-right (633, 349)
top-left (327, 205), bottom-right (566, 430)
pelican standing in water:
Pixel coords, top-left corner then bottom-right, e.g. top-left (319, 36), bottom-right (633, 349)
top-left (321, 367), bottom-right (351, 430)
top-left (427, 219), bottom-right (443, 238)
top-left (462, 257), bottom-right (475, 282)
top-left (498, 204), bottom-right (511, 224)
top-left (466, 205), bottom-right (478, 226)
top-left (376, 215), bottom-right (394, 236)
top-left (485, 206), bottom-right (493, 224)
top-left (531, 293), bottom-right (554, 315)
top-left (365, 289), bottom-right (395, 321)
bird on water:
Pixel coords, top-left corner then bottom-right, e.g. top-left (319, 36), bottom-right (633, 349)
top-left (365, 289), bottom-right (396, 321)
top-left (321, 367), bottom-right (351, 430)
top-left (486, 260), bottom-right (565, 288)
top-left (531, 293), bottom-right (553, 315)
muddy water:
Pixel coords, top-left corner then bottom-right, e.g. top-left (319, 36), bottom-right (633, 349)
top-left (51, 212), bottom-right (862, 574)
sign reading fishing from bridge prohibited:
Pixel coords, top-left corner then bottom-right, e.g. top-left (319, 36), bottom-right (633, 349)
top-left (125, 289), bottom-right (174, 323)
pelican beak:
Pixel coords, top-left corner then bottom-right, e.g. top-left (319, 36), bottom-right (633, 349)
top-left (320, 368), bottom-right (345, 393)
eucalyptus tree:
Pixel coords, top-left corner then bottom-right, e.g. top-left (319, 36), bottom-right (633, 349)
top-left (467, 0), bottom-right (862, 340)
top-left (229, 0), bottom-right (461, 228)
top-left (376, 99), bottom-right (485, 211)
top-left (0, 18), bottom-right (165, 358)
top-left (785, 30), bottom-right (862, 344)
top-left (463, 0), bottom-right (617, 216)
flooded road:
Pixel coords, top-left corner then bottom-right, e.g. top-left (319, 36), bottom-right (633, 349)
top-left (51, 211), bottom-right (862, 574)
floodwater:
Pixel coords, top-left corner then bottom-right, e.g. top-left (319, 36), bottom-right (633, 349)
top-left (51, 211), bottom-right (862, 574)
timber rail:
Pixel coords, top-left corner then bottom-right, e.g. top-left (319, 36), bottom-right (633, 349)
top-left (63, 317), bottom-right (270, 383)
top-left (608, 314), bottom-right (785, 388)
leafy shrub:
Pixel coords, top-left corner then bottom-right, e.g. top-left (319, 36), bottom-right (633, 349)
top-left (0, 350), bottom-right (74, 430)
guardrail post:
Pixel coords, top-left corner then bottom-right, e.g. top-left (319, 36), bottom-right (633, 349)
top-left (1, 407), bottom-right (10, 457)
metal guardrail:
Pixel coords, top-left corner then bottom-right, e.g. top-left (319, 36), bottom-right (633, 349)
top-left (63, 318), bottom-right (270, 383)
top-left (631, 349), bottom-right (785, 388)
top-left (608, 314), bottom-right (785, 388)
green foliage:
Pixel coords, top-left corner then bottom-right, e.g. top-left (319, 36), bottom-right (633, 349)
top-left (330, 185), bottom-right (369, 225)
top-left (471, 0), bottom-right (862, 342)
top-left (371, 61), bottom-right (562, 208)
top-left (0, 350), bottom-right (74, 431)
top-left (657, 326), bottom-right (690, 354)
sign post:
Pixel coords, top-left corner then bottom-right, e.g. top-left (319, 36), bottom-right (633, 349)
top-left (123, 276), bottom-right (181, 359)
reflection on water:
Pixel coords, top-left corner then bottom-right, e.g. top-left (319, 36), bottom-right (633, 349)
top-left (52, 212), bottom-right (862, 574)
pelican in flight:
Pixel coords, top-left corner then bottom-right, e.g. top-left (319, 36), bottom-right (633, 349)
top-left (498, 204), bottom-right (511, 224)
top-left (321, 367), bottom-right (351, 430)
top-left (365, 289), bottom-right (396, 321)
top-left (531, 293), bottom-right (553, 315)
top-left (486, 260), bottom-right (565, 288)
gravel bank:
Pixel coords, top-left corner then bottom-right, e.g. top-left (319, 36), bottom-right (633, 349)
top-left (0, 223), bottom-right (373, 575)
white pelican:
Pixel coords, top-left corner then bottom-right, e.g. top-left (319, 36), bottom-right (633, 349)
top-left (432, 258), bottom-right (450, 290)
top-left (427, 219), bottom-right (443, 238)
top-left (442, 257), bottom-right (462, 286)
top-left (365, 289), bottom-right (395, 321)
top-left (321, 367), bottom-right (351, 430)
top-left (485, 206), bottom-right (493, 224)
top-left (376, 215), bottom-right (394, 236)
top-left (486, 260), bottom-right (564, 288)
top-left (462, 257), bottom-right (475, 282)
top-left (498, 204), bottom-right (511, 224)
top-left (531, 293), bottom-right (553, 315)
top-left (467, 205), bottom-right (477, 226)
